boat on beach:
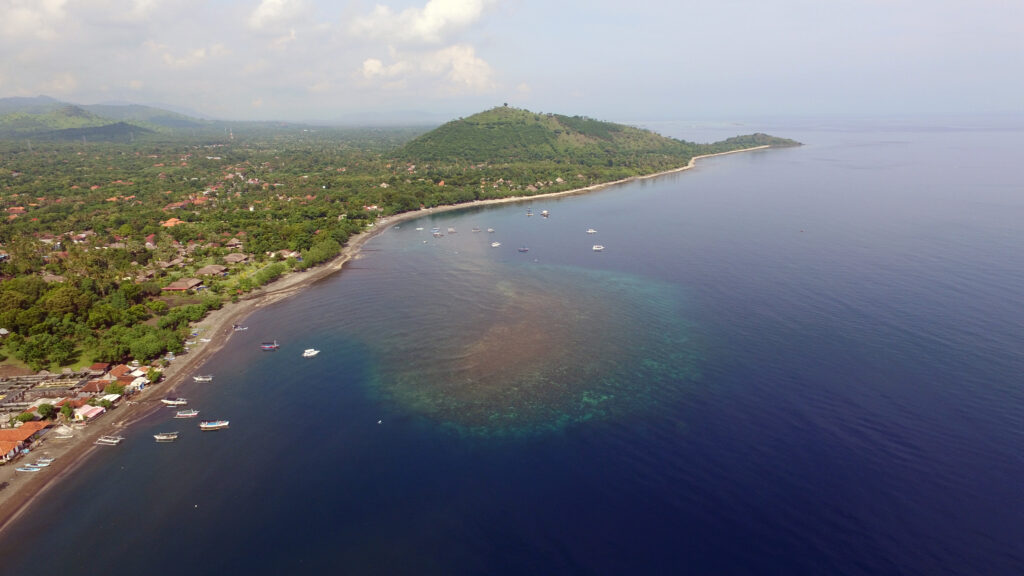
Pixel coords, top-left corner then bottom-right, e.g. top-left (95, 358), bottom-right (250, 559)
top-left (193, 375), bottom-right (213, 383)
top-left (161, 397), bottom-right (188, 406)
top-left (16, 466), bottom-right (41, 473)
top-left (35, 456), bottom-right (55, 464)
top-left (154, 432), bottom-right (179, 442)
top-left (95, 435), bottom-right (125, 446)
top-left (199, 420), bottom-right (229, 431)
top-left (260, 341), bottom-right (279, 350)
top-left (302, 348), bottom-right (320, 358)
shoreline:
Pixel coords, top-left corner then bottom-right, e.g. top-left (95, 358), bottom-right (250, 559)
top-left (0, 145), bottom-right (768, 536)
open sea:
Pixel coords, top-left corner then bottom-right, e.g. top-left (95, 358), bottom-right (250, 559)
top-left (2, 115), bottom-right (1023, 575)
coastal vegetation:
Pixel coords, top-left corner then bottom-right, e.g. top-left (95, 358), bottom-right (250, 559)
top-left (0, 100), bottom-right (799, 374)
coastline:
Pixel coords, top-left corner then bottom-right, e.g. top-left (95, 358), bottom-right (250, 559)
top-left (0, 145), bottom-right (768, 536)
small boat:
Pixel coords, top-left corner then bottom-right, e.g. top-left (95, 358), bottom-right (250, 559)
top-left (471, 227), bottom-right (481, 233)
top-left (175, 409), bottom-right (200, 419)
top-left (199, 338), bottom-right (211, 343)
top-left (16, 467), bottom-right (41, 473)
top-left (154, 432), bottom-right (179, 442)
top-left (587, 228), bottom-right (597, 234)
top-left (526, 209), bottom-right (533, 216)
top-left (232, 324), bottom-right (248, 332)
top-left (29, 460), bottom-right (50, 467)
top-left (491, 242), bottom-right (501, 248)
top-left (518, 246), bottom-right (529, 253)
top-left (95, 435), bottom-right (125, 446)
top-left (35, 456), bottom-right (55, 464)
top-left (415, 227), bottom-right (424, 231)
top-left (193, 375), bottom-right (213, 383)
top-left (541, 210), bottom-right (549, 217)
top-left (487, 228), bottom-right (495, 233)
top-left (260, 341), bottom-right (279, 350)
top-left (447, 227), bottom-right (456, 234)
top-left (161, 397), bottom-right (188, 406)
top-left (302, 348), bottom-right (320, 358)
top-left (199, 420), bottom-right (229, 431)
top-left (592, 245), bottom-right (605, 252)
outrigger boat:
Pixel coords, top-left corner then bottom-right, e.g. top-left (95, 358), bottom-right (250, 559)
top-left (193, 375), bottom-right (213, 383)
top-left (95, 435), bottom-right (125, 446)
top-left (199, 420), bottom-right (229, 431)
top-left (161, 397), bottom-right (188, 406)
top-left (154, 432), bottom-right (179, 442)
top-left (175, 409), bottom-right (200, 418)
top-left (260, 341), bottom-right (279, 350)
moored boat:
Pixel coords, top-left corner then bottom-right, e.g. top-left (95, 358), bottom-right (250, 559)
top-left (541, 210), bottom-right (549, 217)
top-left (260, 341), bottom-right (279, 350)
top-left (154, 432), bottom-right (179, 442)
top-left (592, 245), bottom-right (605, 252)
top-left (199, 420), bottom-right (229, 431)
top-left (232, 324), bottom-right (248, 331)
top-left (491, 242), bottom-right (501, 248)
top-left (487, 228), bottom-right (495, 233)
top-left (302, 348), bottom-right (320, 358)
top-left (587, 228), bottom-right (597, 234)
top-left (175, 409), bottom-right (200, 418)
top-left (95, 435), bottom-right (125, 445)
top-left (518, 245), bottom-right (529, 252)
top-left (193, 375), bottom-right (213, 383)
top-left (161, 397), bottom-right (188, 406)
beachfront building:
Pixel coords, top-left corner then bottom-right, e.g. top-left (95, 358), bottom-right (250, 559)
top-left (73, 405), bottom-right (105, 422)
top-left (0, 421), bottom-right (49, 462)
top-left (162, 278), bottom-right (203, 292)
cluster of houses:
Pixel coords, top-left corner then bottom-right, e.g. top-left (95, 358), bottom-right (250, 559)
top-left (0, 362), bottom-right (158, 462)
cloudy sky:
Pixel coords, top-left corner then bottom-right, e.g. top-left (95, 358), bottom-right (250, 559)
top-left (1, 0), bottom-right (1022, 123)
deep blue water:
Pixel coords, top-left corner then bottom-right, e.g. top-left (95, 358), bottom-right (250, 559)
top-left (2, 116), bottom-right (1023, 575)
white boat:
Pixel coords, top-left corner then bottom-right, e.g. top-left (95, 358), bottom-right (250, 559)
top-left (491, 242), bottom-right (501, 248)
top-left (29, 460), bottom-right (50, 467)
top-left (199, 338), bottom-right (211, 343)
top-left (587, 228), bottom-right (597, 234)
top-left (487, 228), bottom-right (495, 233)
top-left (175, 409), bottom-right (200, 419)
top-left (199, 420), bottom-right (229, 431)
top-left (302, 348), bottom-right (320, 358)
top-left (592, 245), bottom-right (605, 252)
top-left (232, 324), bottom-right (248, 332)
top-left (35, 456), bottom-right (55, 464)
top-left (471, 227), bottom-right (481, 233)
top-left (193, 375), bottom-right (213, 383)
top-left (154, 432), bottom-right (179, 442)
top-left (541, 210), bottom-right (549, 217)
top-left (415, 227), bottom-right (424, 231)
top-left (447, 227), bottom-right (456, 234)
top-left (95, 435), bottom-right (125, 446)
top-left (16, 466), bottom-right (41, 473)
top-left (162, 397), bottom-right (188, 406)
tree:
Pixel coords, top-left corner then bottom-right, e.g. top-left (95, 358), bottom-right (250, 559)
top-left (60, 403), bottom-right (74, 421)
top-left (37, 403), bottom-right (55, 419)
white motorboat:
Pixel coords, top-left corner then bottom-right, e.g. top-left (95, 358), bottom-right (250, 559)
top-left (592, 245), bottom-right (605, 252)
top-left (302, 348), bottom-right (320, 358)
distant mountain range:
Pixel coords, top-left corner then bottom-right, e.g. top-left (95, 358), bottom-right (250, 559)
top-left (0, 96), bottom-right (211, 141)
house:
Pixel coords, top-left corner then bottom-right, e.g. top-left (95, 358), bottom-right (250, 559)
top-left (108, 364), bottom-right (133, 380)
top-left (160, 217), bottom-right (185, 227)
top-left (0, 421), bottom-right (50, 462)
top-left (80, 379), bottom-right (110, 394)
top-left (196, 264), bottom-right (227, 276)
top-left (73, 405), bottom-right (106, 421)
top-left (162, 278), bottom-right (203, 291)
top-left (88, 362), bottom-right (110, 374)
top-left (223, 253), bottom-right (248, 264)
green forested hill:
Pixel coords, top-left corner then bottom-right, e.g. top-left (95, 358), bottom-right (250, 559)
top-left (400, 106), bottom-right (699, 164)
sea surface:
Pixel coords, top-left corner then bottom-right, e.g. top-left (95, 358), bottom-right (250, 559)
top-left (2, 115), bottom-right (1023, 575)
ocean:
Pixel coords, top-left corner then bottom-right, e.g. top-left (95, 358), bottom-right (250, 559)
top-left (1, 115), bottom-right (1022, 575)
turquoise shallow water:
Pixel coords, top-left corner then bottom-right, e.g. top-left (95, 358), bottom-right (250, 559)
top-left (2, 116), bottom-right (1023, 575)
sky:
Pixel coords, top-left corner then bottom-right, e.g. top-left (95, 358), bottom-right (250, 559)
top-left (1, 0), bottom-right (1022, 123)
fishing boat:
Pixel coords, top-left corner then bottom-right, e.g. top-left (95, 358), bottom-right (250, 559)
top-left (302, 348), bottom-right (320, 358)
top-left (526, 209), bottom-right (533, 216)
top-left (28, 460), bottom-right (50, 467)
top-left (199, 338), bottom-right (211, 343)
top-left (487, 228), bottom-right (495, 233)
top-left (95, 435), bottom-right (125, 446)
top-left (587, 228), bottom-right (597, 234)
top-left (193, 375), bottom-right (213, 383)
top-left (175, 409), bottom-right (200, 419)
top-left (35, 456), bottom-right (55, 464)
top-left (199, 420), bottom-right (229, 431)
top-left (518, 246), bottom-right (529, 253)
top-left (448, 227), bottom-right (456, 234)
top-left (161, 397), bottom-right (188, 406)
top-left (541, 210), bottom-right (549, 217)
top-left (16, 466), bottom-right (41, 473)
top-left (153, 432), bottom-right (179, 442)
top-left (415, 227), bottom-right (424, 231)
top-left (592, 245), bottom-right (605, 252)
top-left (260, 341), bottom-right (279, 350)
top-left (491, 242), bottom-right (501, 248)
top-left (471, 227), bottom-right (481, 233)
top-left (232, 324), bottom-right (248, 332)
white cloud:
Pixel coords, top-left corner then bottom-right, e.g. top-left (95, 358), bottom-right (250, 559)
top-left (40, 72), bottom-right (78, 95)
top-left (0, 0), bottom-right (69, 40)
top-left (360, 44), bottom-right (494, 94)
top-left (351, 0), bottom-right (488, 44)
top-left (145, 40), bottom-right (228, 69)
top-left (249, 0), bottom-right (305, 31)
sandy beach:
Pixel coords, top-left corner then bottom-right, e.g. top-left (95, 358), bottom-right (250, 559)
top-left (0, 145), bottom-right (767, 536)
